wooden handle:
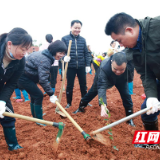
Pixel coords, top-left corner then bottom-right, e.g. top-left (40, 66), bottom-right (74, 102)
top-left (3, 112), bottom-right (54, 126)
top-left (55, 101), bottom-right (83, 133)
top-left (57, 40), bottom-right (72, 105)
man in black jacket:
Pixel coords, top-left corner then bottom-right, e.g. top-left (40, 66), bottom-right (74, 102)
top-left (62, 20), bottom-right (91, 109)
top-left (105, 12), bottom-right (160, 148)
top-left (73, 52), bottom-right (135, 126)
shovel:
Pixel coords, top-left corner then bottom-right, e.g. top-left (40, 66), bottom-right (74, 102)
top-left (55, 101), bottom-right (90, 139)
top-left (55, 101), bottom-right (111, 146)
top-left (90, 106), bottom-right (159, 136)
top-left (55, 40), bottom-right (72, 117)
top-left (3, 111), bottom-right (65, 145)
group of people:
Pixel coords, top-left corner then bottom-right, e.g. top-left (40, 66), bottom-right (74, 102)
top-left (0, 12), bottom-right (160, 151)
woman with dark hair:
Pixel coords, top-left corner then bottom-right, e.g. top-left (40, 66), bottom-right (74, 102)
top-left (0, 27), bottom-right (32, 151)
top-left (18, 40), bottom-right (70, 126)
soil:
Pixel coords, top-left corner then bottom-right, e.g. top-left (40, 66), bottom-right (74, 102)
top-left (0, 69), bottom-right (160, 160)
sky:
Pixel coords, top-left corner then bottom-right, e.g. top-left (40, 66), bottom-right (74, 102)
top-left (0, 0), bottom-right (159, 54)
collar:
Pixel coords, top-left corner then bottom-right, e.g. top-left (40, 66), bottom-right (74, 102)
top-left (70, 32), bottom-right (79, 38)
top-left (131, 26), bottom-right (142, 52)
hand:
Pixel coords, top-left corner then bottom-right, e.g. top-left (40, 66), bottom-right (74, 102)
top-left (64, 56), bottom-right (71, 62)
top-left (0, 101), bottom-right (6, 118)
top-left (50, 95), bottom-right (58, 103)
top-left (85, 66), bottom-right (91, 73)
top-left (146, 97), bottom-right (159, 115)
top-left (101, 104), bottom-right (109, 117)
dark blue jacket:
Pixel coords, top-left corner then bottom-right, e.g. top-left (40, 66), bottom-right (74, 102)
top-left (62, 32), bottom-right (90, 69)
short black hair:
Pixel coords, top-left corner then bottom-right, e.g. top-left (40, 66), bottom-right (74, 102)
top-left (71, 20), bottom-right (82, 27)
top-left (112, 52), bottom-right (127, 65)
top-left (48, 40), bottom-right (67, 56)
top-left (45, 34), bottom-right (53, 43)
top-left (105, 12), bottom-right (137, 35)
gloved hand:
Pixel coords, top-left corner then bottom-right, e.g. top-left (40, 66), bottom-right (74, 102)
top-left (64, 56), bottom-right (71, 63)
top-left (146, 97), bottom-right (159, 115)
top-left (85, 66), bottom-right (91, 73)
top-left (50, 95), bottom-right (58, 103)
top-left (59, 69), bottom-right (62, 75)
top-left (0, 101), bottom-right (6, 118)
top-left (101, 104), bottom-right (109, 117)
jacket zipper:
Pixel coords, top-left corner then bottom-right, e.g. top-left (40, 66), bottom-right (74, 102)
top-left (75, 38), bottom-right (78, 69)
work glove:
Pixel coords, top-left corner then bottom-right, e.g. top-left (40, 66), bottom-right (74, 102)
top-left (59, 69), bottom-right (62, 75)
top-left (101, 104), bottom-right (109, 117)
top-left (146, 97), bottom-right (159, 115)
top-left (85, 66), bottom-right (91, 73)
top-left (64, 56), bottom-right (71, 63)
top-left (0, 101), bottom-right (6, 118)
top-left (50, 95), bottom-right (58, 103)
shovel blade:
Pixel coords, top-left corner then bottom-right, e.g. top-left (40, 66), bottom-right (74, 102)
top-left (91, 133), bottom-right (111, 147)
top-left (55, 110), bottom-right (67, 117)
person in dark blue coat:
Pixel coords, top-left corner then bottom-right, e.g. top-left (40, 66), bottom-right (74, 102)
top-left (0, 28), bottom-right (32, 151)
top-left (62, 20), bottom-right (91, 108)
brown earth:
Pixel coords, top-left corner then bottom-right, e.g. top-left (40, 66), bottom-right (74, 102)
top-left (0, 69), bottom-right (160, 160)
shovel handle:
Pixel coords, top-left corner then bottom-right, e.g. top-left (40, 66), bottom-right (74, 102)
top-left (91, 107), bottom-right (152, 135)
top-left (3, 112), bottom-right (59, 127)
top-left (58, 40), bottom-right (72, 103)
top-left (55, 101), bottom-right (84, 133)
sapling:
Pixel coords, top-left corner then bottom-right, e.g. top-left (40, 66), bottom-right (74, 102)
top-left (99, 97), bottom-right (118, 151)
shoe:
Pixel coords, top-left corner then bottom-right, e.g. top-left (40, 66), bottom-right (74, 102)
top-left (3, 126), bottom-right (23, 151)
top-left (24, 99), bottom-right (30, 102)
top-left (126, 119), bottom-right (135, 126)
top-left (73, 106), bottom-right (85, 114)
top-left (16, 99), bottom-right (23, 102)
top-left (22, 90), bottom-right (30, 102)
top-left (65, 103), bottom-right (71, 109)
top-left (125, 108), bottom-right (135, 127)
top-left (73, 100), bottom-right (88, 114)
top-left (13, 89), bottom-right (21, 99)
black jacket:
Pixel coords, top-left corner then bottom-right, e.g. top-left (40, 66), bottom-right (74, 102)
top-left (0, 41), bottom-right (25, 103)
top-left (62, 32), bottom-right (90, 68)
top-left (125, 16), bottom-right (160, 98)
top-left (24, 49), bottom-right (54, 96)
top-left (97, 57), bottom-right (132, 105)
